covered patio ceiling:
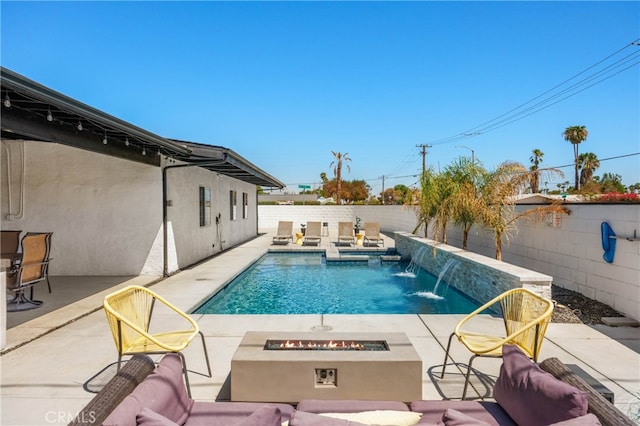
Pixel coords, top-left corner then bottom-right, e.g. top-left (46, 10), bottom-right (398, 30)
top-left (1, 67), bottom-right (284, 189)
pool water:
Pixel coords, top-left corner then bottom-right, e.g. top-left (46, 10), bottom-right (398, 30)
top-left (194, 253), bottom-right (480, 314)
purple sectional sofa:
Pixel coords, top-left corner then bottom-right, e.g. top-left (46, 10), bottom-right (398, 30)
top-left (70, 346), bottom-right (634, 426)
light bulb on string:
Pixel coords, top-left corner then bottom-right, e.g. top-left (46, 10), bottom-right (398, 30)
top-left (47, 108), bottom-right (53, 122)
top-left (3, 94), bottom-right (11, 108)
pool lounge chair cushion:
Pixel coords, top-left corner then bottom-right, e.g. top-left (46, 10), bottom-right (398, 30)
top-left (493, 345), bottom-right (588, 426)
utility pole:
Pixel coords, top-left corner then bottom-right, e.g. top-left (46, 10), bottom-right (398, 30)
top-left (416, 144), bottom-right (432, 174)
top-left (379, 175), bottom-right (385, 204)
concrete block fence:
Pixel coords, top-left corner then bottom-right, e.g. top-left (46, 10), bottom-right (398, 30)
top-left (258, 204), bottom-right (640, 320)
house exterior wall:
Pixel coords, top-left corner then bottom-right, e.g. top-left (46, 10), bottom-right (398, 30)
top-left (1, 140), bottom-right (262, 276)
top-left (1, 140), bottom-right (164, 275)
top-left (166, 166), bottom-right (258, 272)
top-left (259, 204), bottom-right (640, 320)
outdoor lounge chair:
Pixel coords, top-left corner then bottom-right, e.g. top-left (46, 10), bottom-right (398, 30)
top-left (363, 222), bottom-right (384, 246)
top-left (303, 221), bottom-right (322, 246)
top-left (103, 285), bottom-right (212, 398)
top-left (440, 287), bottom-right (554, 399)
top-left (6, 232), bottom-right (53, 311)
top-left (337, 221), bottom-right (355, 246)
top-left (272, 221), bottom-right (294, 245)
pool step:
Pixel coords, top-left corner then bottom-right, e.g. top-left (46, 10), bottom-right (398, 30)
top-left (326, 247), bottom-right (369, 262)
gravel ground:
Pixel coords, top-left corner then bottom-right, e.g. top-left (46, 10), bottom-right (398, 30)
top-left (551, 285), bottom-right (624, 324)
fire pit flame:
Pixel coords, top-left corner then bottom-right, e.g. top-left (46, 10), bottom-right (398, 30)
top-left (264, 339), bottom-right (389, 351)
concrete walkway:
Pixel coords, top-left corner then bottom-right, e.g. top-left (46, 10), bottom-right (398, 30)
top-left (1, 232), bottom-right (638, 425)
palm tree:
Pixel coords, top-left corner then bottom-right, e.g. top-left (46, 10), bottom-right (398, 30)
top-left (329, 151), bottom-right (351, 205)
top-left (563, 125), bottom-right (588, 191)
top-left (442, 156), bottom-right (484, 249)
top-left (577, 152), bottom-right (600, 186)
top-left (478, 161), bottom-right (569, 260)
top-left (529, 149), bottom-right (544, 193)
top-left (413, 168), bottom-right (439, 237)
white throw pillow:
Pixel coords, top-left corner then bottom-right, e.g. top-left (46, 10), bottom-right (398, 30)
top-left (319, 410), bottom-right (422, 426)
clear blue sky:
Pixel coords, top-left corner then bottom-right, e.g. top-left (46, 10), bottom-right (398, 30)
top-left (2, 1), bottom-right (638, 195)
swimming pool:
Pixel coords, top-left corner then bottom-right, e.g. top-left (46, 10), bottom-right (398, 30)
top-left (193, 253), bottom-right (480, 314)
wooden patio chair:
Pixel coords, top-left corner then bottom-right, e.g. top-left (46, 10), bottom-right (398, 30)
top-left (6, 232), bottom-right (52, 311)
top-left (440, 287), bottom-right (554, 399)
top-left (103, 285), bottom-right (212, 397)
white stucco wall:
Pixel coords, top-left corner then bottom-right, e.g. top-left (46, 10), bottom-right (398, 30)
top-left (1, 140), bottom-right (164, 275)
top-left (166, 166), bottom-right (258, 272)
top-left (259, 204), bottom-right (640, 320)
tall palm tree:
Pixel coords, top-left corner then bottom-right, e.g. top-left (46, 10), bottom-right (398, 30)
top-left (563, 125), bottom-right (588, 191)
top-left (329, 151), bottom-right (351, 205)
top-left (578, 152), bottom-right (600, 186)
top-left (529, 149), bottom-right (544, 193)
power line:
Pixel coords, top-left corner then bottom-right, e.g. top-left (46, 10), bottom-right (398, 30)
top-left (427, 38), bottom-right (640, 146)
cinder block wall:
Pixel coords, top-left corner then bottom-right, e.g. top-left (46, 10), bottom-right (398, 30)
top-left (259, 204), bottom-right (640, 321)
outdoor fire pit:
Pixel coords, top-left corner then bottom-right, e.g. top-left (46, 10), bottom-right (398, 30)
top-left (264, 339), bottom-right (390, 351)
top-left (231, 332), bottom-right (422, 403)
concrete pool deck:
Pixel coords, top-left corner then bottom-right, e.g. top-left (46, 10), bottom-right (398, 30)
top-left (1, 231), bottom-right (639, 425)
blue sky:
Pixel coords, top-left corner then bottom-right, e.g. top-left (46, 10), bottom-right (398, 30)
top-left (2, 1), bottom-right (638, 195)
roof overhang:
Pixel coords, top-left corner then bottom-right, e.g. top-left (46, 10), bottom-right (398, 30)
top-left (1, 67), bottom-right (284, 188)
top-left (173, 140), bottom-right (285, 189)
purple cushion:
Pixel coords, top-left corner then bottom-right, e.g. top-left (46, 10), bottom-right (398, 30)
top-left (231, 405), bottom-right (282, 426)
top-left (185, 402), bottom-right (294, 426)
top-left (548, 413), bottom-right (602, 425)
top-left (493, 345), bottom-right (588, 426)
top-left (297, 399), bottom-right (409, 413)
top-left (289, 411), bottom-right (368, 426)
top-left (410, 401), bottom-right (514, 426)
top-left (440, 408), bottom-right (491, 426)
top-left (103, 354), bottom-right (193, 426)
top-left (136, 408), bottom-right (179, 426)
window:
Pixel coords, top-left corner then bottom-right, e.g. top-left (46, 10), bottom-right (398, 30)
top-left (242, 192), bottom-right (249, 219)
top-left (230, 190), bottom-right (237, 221)
top-left (199, 186), bottom-right (211, 227)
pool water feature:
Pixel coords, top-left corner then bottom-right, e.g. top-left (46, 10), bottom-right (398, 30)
top-left (194, 253), bottom-right (479, 314)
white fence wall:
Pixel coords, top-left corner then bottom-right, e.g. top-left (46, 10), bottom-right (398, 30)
top-left (259, 204), bottom-right (640, 320)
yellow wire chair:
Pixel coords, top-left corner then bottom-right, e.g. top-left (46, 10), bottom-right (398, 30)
top-left (440, 287), bottom-right (554, 399)
top-left (103, 285), bottom-right (212, 397)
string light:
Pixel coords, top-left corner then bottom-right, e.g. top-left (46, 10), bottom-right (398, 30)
top-left (125, 137), bottom-right (130, 147)
top-left (77, 120), bottom-right (83, 131)
top-left (103, 132), bottom-right (108, 145)
top-left (3, 94), bottom-right (11, 108)
top-left (46, 107), bottom-right (53, 122)
top-left (142, 147), bottom-right (146, 155)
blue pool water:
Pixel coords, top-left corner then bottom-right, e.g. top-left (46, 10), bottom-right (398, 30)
top-left (194, 253), bottom-right (480, 314)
